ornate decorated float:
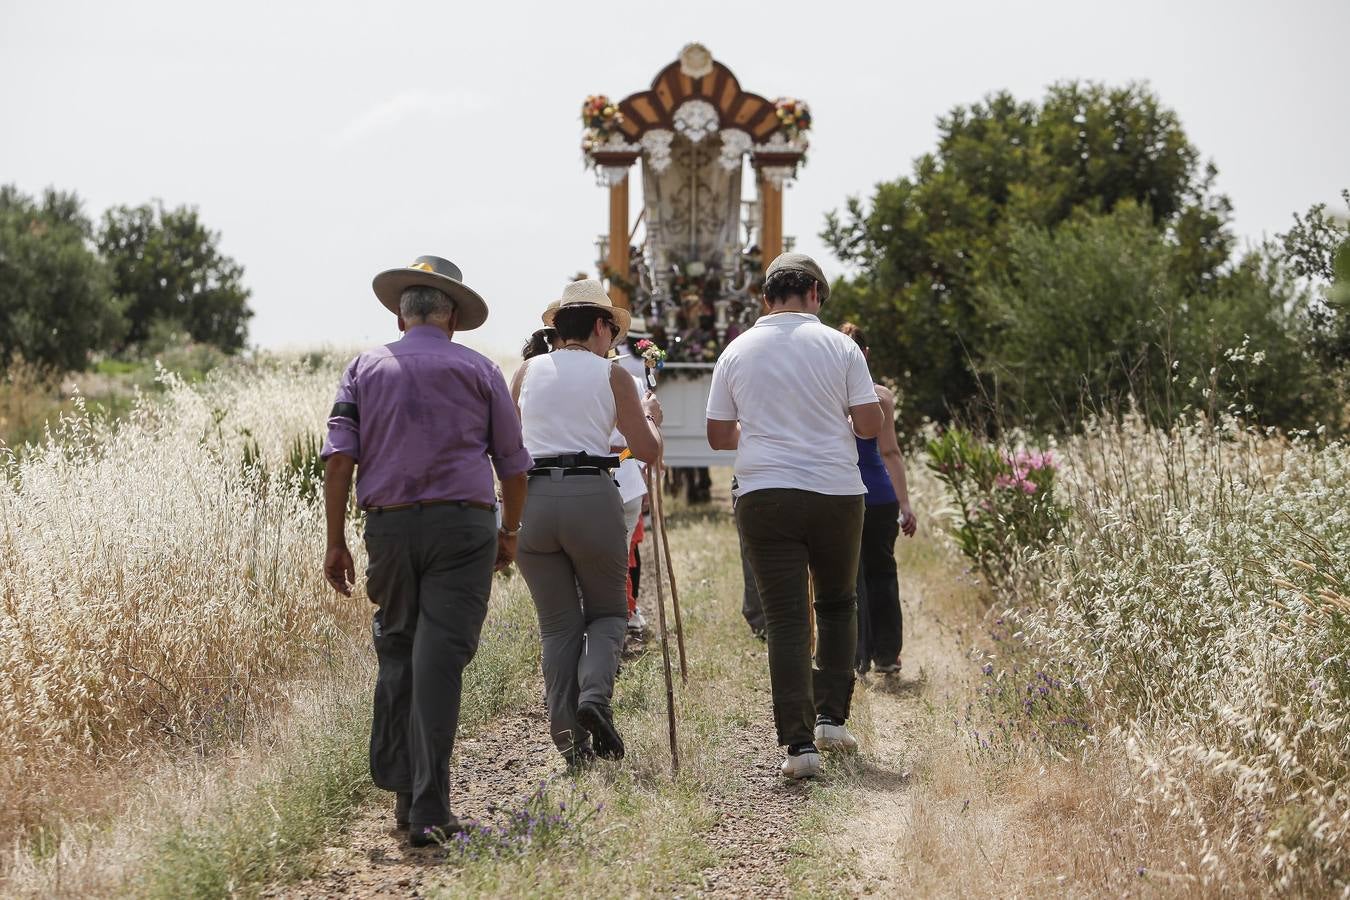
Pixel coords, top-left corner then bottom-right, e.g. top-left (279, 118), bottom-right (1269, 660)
top-left (580, 44), bottom-right (810, 467)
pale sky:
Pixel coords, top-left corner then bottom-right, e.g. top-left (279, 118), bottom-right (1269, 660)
top-left (3, 0), bottom-right (1347, 359)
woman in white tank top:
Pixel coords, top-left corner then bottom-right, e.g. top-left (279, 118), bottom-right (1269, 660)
top-left (510, 280), bottom-right (663, 767)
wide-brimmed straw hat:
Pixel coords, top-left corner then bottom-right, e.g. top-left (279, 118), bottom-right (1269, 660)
top-left (542, 279), bottom-right (631, 345)
top-left (372, 255), bottom-right (489, 331)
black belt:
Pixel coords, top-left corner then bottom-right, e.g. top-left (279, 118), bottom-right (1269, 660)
top-left (529, 452), bottom-right (621, 472)
top-left (529, 467), bottom-right (609, 478)
top-left (364, 499), bottom-right (496, 514)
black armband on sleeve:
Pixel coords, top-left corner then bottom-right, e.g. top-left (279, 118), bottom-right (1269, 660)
top-left (331, 402), bottom-right (359, 422)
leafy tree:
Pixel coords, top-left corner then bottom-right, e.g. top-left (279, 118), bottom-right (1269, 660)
top-left (0, 186), bottom-right (125, 371)
top-left (978, 204), bottom-right (1177, 427)
top-left (822, 82), bottom-right (1231, 430)
top-left (982, 204), bottom-right (1333, 431)
top-left (1280, 190), bottom-right (1350, 368)
top-left (99, 202), bottom-right (252, 353)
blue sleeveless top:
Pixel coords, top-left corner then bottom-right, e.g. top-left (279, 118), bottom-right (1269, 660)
top-left (856, 437), bottom-right (898, 506)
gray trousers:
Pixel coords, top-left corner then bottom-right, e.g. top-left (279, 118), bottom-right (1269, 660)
top-left (363, 504), bottom-right (496, 827)
top-left (516, 471), bottom-right (628, 756)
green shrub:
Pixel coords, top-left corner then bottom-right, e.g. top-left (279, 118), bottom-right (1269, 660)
top-left (926, 427), bottom-right (1067, 584)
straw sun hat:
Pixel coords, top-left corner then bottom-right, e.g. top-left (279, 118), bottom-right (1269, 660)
top-left (542, 279), bottom-right (631, 345)
top-left (372, 255), bottom-right (489, 331)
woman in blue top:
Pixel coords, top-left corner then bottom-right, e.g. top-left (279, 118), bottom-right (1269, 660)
top-left (840, 323), bottom-right (917, 674)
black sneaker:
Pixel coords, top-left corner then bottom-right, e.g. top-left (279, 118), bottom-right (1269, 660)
top-left (408, 818), bottom-right (463, 847)
top-left (394, 792), bottom-right (412, 830)
top-left (576, 701), bottom-right (625, 760)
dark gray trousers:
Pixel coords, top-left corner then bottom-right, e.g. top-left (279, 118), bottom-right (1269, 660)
top-left (516, 471), bottom-right (628, 757)
top-left (363, 504), bottom-right (496, 827)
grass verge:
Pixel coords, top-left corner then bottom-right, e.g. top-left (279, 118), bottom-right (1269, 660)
top-left (132, 576), bottom-right (542, 899)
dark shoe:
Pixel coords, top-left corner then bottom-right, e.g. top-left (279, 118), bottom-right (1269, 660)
top-left (394, 792), bottom-right (412, 830)
top-left (576, 701), bottom-right (625, 760)
top-left (408, 818), bottom-right (463, 847)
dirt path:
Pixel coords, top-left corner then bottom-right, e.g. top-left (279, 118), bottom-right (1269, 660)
top-left (261, 510), bottom-right (970, 899)
top-left (694, 681), bottom-right (811, 897)
top-left (827, 554), bottom-right (973, 896)
top-left (263, 703), bottom-right (557, 900)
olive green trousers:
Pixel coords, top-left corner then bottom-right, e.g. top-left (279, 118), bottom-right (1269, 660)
top-left (736, 489), bottom-right (864, 747)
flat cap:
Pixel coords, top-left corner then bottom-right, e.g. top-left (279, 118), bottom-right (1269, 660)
top-left (765, 252), bottom-right (830, 302)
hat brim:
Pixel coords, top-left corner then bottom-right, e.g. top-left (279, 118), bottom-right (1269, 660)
top-left (372, 269), bottom-right (489, 331)
top-left (541, 302), bottom-right (631, 348)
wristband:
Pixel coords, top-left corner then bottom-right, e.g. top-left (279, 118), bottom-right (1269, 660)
top-left (499, 524), bottom-right (521, 537)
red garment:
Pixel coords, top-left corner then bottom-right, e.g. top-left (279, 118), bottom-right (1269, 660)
top-left (626, 515), bottom-right (645, 616)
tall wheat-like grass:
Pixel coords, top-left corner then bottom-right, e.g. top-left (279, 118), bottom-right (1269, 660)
top-left (0, 357), bottom-right (361, 848)
top-left (1005, 414), bottom-right (1350, 891)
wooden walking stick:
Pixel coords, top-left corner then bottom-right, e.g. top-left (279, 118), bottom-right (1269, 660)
top-left (634, 338), bottom-right (688, 682)
top-left (634, 339), bottom-right (680, 774)
top-left (644, 466), bottom-right (679, 776)
top-left (651, 460), bottom-right (689, 683)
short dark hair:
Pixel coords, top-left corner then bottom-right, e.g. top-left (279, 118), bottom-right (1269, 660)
top-left (763, 269), bottom-right (819, 305)
top-left (553, 305), bottom-right (615, 341)
top-left (839, 322), bottom-right (867, 351)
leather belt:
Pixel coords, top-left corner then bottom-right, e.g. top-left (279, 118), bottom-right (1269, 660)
top-left (530, 452), bottom-right (621, 470)
top-left (364, 499), bottom-right (496, 514)
top-left (529, 467), bottom-right (609, 478)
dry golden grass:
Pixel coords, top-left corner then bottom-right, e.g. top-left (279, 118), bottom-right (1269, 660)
top-left (0, 356), bottom-right (364, 864)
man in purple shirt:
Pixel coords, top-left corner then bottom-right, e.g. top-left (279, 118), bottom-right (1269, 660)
top-left (321, 255), bottom-right (531, 847)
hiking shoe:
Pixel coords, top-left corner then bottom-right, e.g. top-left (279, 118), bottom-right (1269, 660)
top-left (627, 608), bottom-right (648, 636)
top-left (576, 701), bottom-right (625, 760)
top-left (394, 791), bottom-right (412, 830)
top-left (814, 717), bottom-right (859, 752)
top-left (781, 743), bottom-right (821, 779)
top-left (408, 818), bottom-right (463, 847)
top-left (873, 659), bottom-right (902, 675)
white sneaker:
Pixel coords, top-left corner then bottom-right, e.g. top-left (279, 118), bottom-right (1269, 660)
top-left (627, 609), bottom-right (648, 635)
top-left (814, 721), bottom-right (859, 752)
top-left (780, 748), bottom-right (821, 779)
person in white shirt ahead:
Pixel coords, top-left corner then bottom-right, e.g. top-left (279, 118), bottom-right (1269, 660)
top-left (706, 252), bottom-right (882, 779)
top-left (512, 281), bottom-right (663, 769)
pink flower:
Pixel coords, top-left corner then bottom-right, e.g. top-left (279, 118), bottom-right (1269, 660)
top-left (1019, 480), bottom-right (1037, 494)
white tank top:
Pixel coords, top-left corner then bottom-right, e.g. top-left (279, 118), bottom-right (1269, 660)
top-left (519, 350), bottom-right (618, 459)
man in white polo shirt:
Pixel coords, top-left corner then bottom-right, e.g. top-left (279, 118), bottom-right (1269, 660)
top-left (706, 252), bottom-right (882, 779)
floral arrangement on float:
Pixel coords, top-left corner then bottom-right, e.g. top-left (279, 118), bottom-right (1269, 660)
top-left (580, 94), bottom-right (625, 152)
top-left (669, 260), bottom-right (720, 303)
top-left (773, 97), bottom-right (812, 139)
top-left (639, 256), bottom-right (765, 374)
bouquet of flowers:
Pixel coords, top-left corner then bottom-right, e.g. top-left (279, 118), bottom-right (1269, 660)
top-left (581, 94), bottom-right (624, 150)
top-left (636, 339), bottom-right (667, 371)
top-left (774, 97), bottom-right (812, 136)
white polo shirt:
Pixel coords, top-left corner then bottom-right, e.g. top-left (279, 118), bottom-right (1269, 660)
top-left (706, 311), bottom-right (878, 497)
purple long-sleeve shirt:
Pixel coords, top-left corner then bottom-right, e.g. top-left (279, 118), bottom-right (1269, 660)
top-left (320, 325), bottom-right (533, 508)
